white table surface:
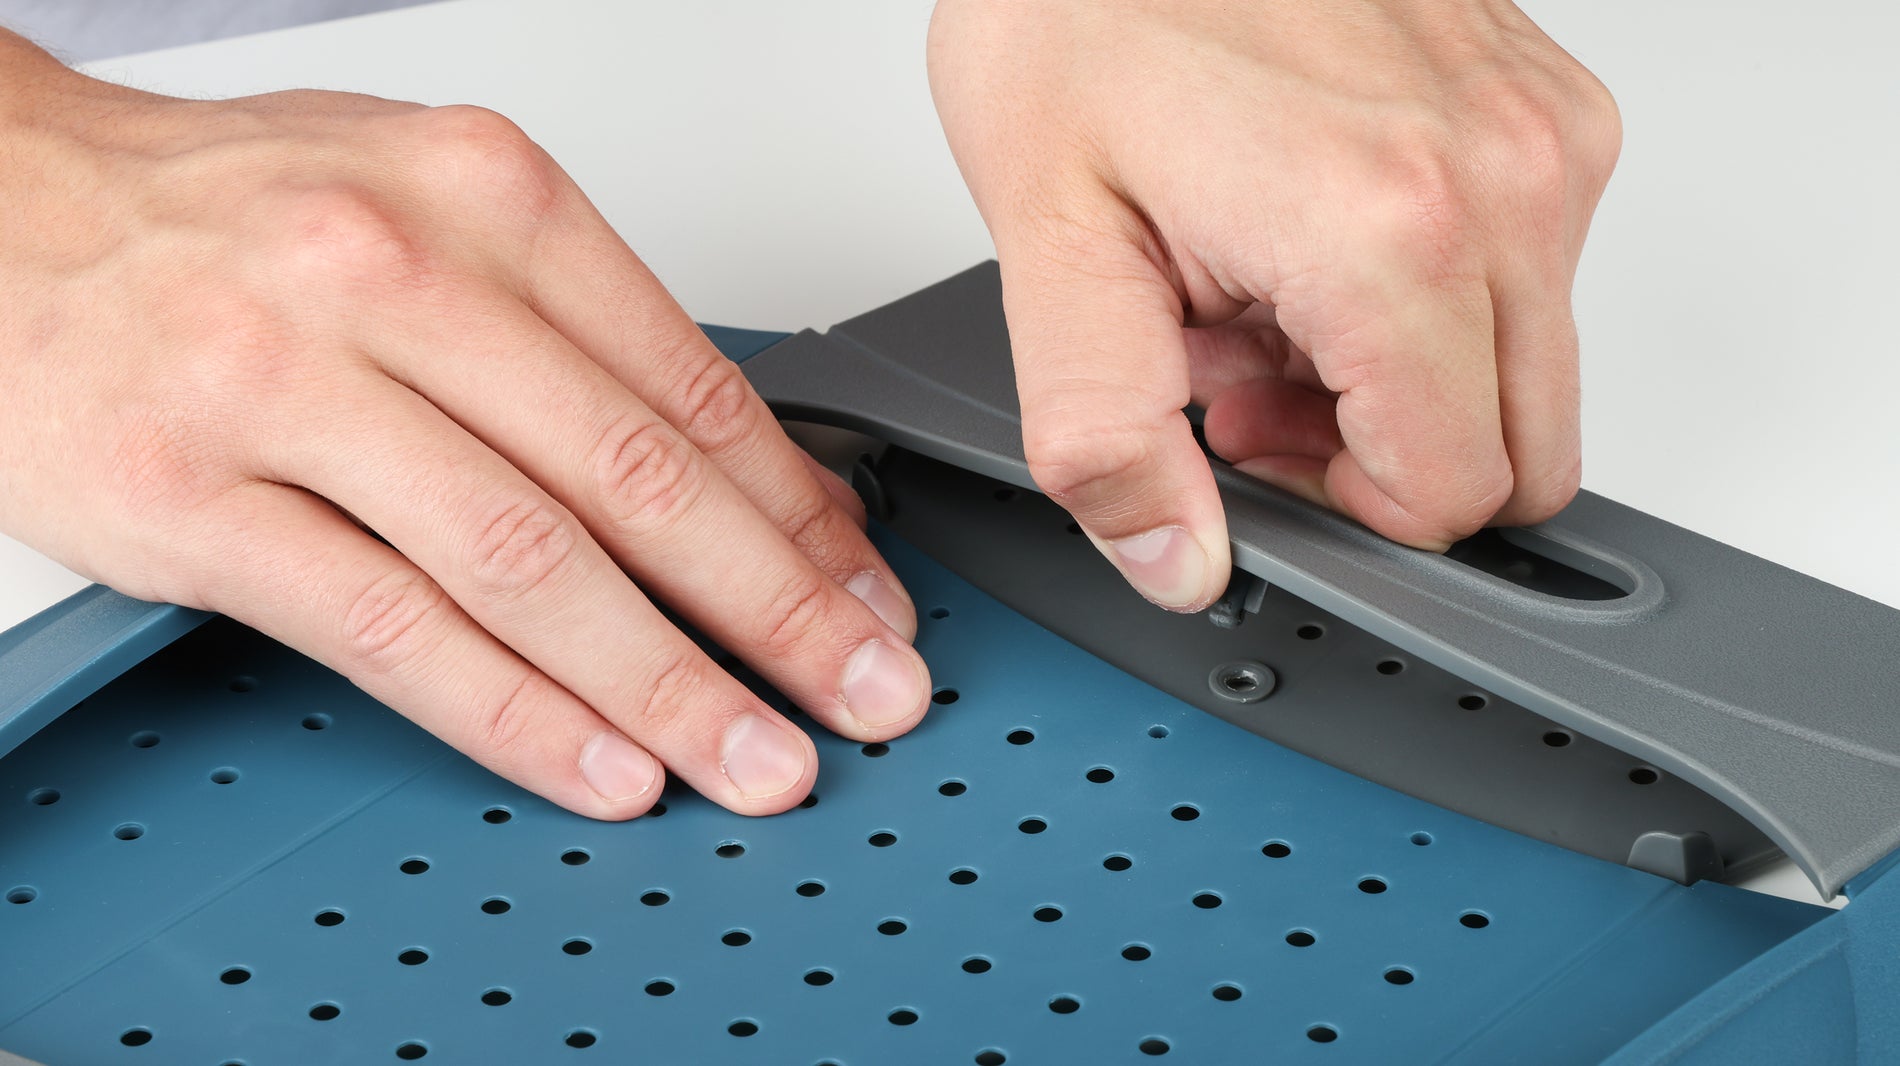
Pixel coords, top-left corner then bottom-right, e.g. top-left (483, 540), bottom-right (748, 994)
top-left (1, 0), bottom-right (1893, 904)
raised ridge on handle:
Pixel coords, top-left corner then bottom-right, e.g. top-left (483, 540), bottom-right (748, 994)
top-left (740, 261), bottom-right (1900, 898)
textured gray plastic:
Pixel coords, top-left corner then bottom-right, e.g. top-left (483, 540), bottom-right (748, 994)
top-left (743, 261), bottom-right (1900, 898)
top-left (870, 447), bottom-right (1780, 884)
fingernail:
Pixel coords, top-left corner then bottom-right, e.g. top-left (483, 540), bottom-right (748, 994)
top-left (841, 638), bottom-right (929, 730)
top-left (846, 571), bottom-right (913, 637)
top-left (1106, 525), bottom-right (1212, 610)
top-left (579, 732), bottom-right (660, 803)
top-left (720, 715), bottom-right (809, 800)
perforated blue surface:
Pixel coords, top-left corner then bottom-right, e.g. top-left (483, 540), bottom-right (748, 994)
top-left (0, 532), bottom-right (1827, 1065)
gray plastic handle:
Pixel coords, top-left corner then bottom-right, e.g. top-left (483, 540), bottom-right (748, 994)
top-left (742, 261), bottom-right (1900, 898)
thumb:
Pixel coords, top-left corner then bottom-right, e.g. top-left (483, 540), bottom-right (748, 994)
top-left (996, 219), bottom-right (1231, 612)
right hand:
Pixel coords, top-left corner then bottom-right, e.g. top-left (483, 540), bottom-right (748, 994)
top-left (0, 36), bottom-right (932, 819)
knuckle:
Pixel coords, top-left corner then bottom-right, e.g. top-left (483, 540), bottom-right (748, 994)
top-left (340, 569), bottom-right (451, 675)
top-left (1369, 136), bottom-right (1471, 277)
top-left (774, 490), bottom-right (849, 573)
top-left (751, 570), bottom-right (835, 660)
top-left (276, 187), bottom-right (424, 288)
top-left (465, 672), bottom-right (546, 766)
top-left (1023, 420), bottom-right (1153, 511)
top-left (627, 649), bottom-right (706, 738)
top-left (417, 103), bottom-right (564, 215)
top-left (463, 498), bottom-right (581, 602)
top-left (593, 416), bottom-right (707, 529)
top-left (670, 354), bottom-right (765, 455)
top-left (1514, 456), bottom-right (1583, 524)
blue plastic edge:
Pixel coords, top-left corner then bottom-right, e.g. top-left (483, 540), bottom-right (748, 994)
top-left (1598, 855), bottom-right (1900, 1065)
top-left (0, 588), bottom-right (213, 762)
top-left (0, 323), bottom-right (792, 764)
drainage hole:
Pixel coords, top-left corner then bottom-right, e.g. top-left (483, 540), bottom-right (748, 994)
top-left (218, 967), bottom-right (251, 986)
top-left (869, 831), bottom-right (898, 848)
top-left (395, 1042), bottom-right (427, 1060)
top-left (210, 768), bottom-right (240, 785)
top-left (1459, 694), bottom-right (1489, 710)
top-left (1139, 1037), bottom-right (1170, 1056)
top-left (562, 849), bottom-right (592, 866)
top-left (314, 909), bottom-right (345, 927)
top-left (1171, 805), bottom-right (1200, 822)
top-left (120, 1028), bottom-right (153, 1047)
top-left (889, 1008), bottom-right (919, 1026)
top-left (721, 930), bottom-right (752, 947)
top-left (1384, 968), bottom-right (1416, 985)
top-left (728, 1020), bottom-right (759, 1038)
top-left (481, 989), bottom-right (512, 1006)
top-left (949, 868), bottom-right (979, 885)
top-left (562, 939), bottom-right (593, 956)
top-left (976, 1051), bottom-right (1006, 1065)
top-left (27, 788), bottom-right (59, 806)
top-left (877, 919), bottom-right (908, 936)
top-left (310, 1003), bottom-right (341, 1021)
top-left (1376, 659), bottom-right (1405, 675)
top-left (928, 606), bottom-right (950, 620)
top-left (795, 881), bottom-right (826, 898)
top-left (1460, 911), bottom-right (1491, 929)
top-left (1262, 840), bottom-right (1293, 858)
top-left (961, 956), bottom-right (993, 974)
top-left (1543, 730), bottom-right (1572, 748)
top-left (1629, 767), bottom-right (1660, 785)
top-left (1006, 729), bottom-right (1036, 746)
top-left (565, 1030), bottom-right (597, 1049)
top-left (796, 795), bottom-right (818, 809)
top-left (399, 858), bottom-right (430, 875)
top-left (1103, 854), bottom-right (1133, 872)
top-left (481, 897), bottom-right (511, 915)
top-left (644, 980), bottom-right (675, 997)
top-left (1086, 766), bottom-right (1115, 784)
top-left (1018, 817), bottom-right (1047, 834)
top-left (301, 713), bottom-right (331, 731)
top-left (482, 806), bottom-right (512, 824)
top-left (715, 841), bottom-right (746, 858)
top-left (1410, 832), bottom-right (1434, 846)
top-left (1296, 624), bottom-right (1325, 640)
top-left (398, 949), bottom-right (428, 966)
top-left (932, 688), bottom-right (960, 705)
top-left (1121, 944), bottom-right (1152, 962)
top-left (938, 780), bottom-right (968, 797)
top-left (804, 969), bottom-right (834, 986)
top-left (1358, 877), bottom-right (1388, 894)
top-left (1212, 984), bottom-right (1243, 1002)
top-left (1286, 930), bottom-right (1317, 948)
top-left (1192, 892), bottom-right (1223, 910)
top-left (114, 823), bottom-right (145, 841)
top-left (1033, 906), bottom-right (1063, 923)
top-left (229, 676), bottom-right (257, 693)
top-left (1147, 724), bottom-right (1170, 739)
top-left (650, 802), bottom-right (671, 816)
top-left (6, 886), bottom-right (38, 905)
top-left (129, 731), bottom-right (161, 749)
top-left (1307, 1025), bottom-right (1339, 1044)
top-left (862, 742), bottom-right (890, 758)
top-left (1049, 995), bottom-right (1081, 1015)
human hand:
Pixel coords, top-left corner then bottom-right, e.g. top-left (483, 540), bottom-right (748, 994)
top-left (928, 0), bottom-right (1621, 610)
top-left (0, 33), bottom-right (931, 818)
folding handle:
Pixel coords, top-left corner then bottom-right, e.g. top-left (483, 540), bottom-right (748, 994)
top-left (742, 261), bottom-right (1900, 898)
